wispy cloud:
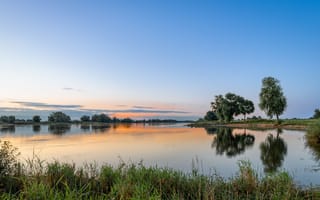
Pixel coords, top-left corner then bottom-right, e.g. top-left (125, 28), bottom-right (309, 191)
top-left (115, 105), bottom-right (128, 107)
top-left (132, 105), bottom-right (156, 109)
top-left (11, 101), bottom-right (82, 109)
top-left (62, 87), bottom-right (82, 92)
top-left (81, 108), bottom-right (189, 114)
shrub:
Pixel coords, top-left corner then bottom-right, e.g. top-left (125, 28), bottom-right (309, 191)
top-left (0, 140), bottom-right (20, 176)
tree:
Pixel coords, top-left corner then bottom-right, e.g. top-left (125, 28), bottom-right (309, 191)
top-left (8, 116), bottom-right (15, 124)
top-left (80, 115), bottom-right (91, 122)
top-left (0, 116), bottom-right (16, 124)
top-left (91, 114), bottom-right (111, 123)
top-left (0, 116), bottom-right (9, 123)
top-left (0, 140), bottom-right (20, 176)
top-left (211, 93), bottom-right (254, 122)
top-left (259, 77), bottom-right (287, 122)
top-left (32, 115), bottom-right (41, 123)
top-left (121, 118), bottom-right (134, 123)
top-left (313, 109), bottom-right (320, 119)
top-left (239, 99), bottom-right (255, 120)
top-left (204, 111), bottom-right (218, 121)
top-left (48, 112), bottom-right (71, 123)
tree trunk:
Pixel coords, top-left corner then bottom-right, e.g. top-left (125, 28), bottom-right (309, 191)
top-left (276, 114), bottom-right (279, 124)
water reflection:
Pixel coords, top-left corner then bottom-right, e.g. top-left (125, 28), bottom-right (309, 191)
top-left (260, 129), bottom-right (287, 173)
top-left (204, 127), bottom-right (217, 135)
top-left (91, 124), bottom-right (111, 133)
top-left (305, 131), bottom-right (320, 169)
top-left (210, 128), bottom-right (255, 157)
top-left (48, 124), bottom-right (71, 135)
top-left (80, 125), bottom-right (91, 132)
top-left (0, 125), bottom-right (15, 134)
top-left (33, 125), bottom-right (41, 133)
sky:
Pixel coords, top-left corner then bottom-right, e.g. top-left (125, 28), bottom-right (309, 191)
top-left (0, 0), bottom-right (319, 120)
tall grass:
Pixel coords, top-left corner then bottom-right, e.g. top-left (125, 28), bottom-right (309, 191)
top-left (0, 158), bottom-right (319, 199)
top-left (0, 139), bottom-right (320, 199)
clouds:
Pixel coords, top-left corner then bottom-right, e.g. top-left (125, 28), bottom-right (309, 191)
top-left (62, 87), bottom-right (82, 92)
top-left (132, 105), bottom-right (156, 109)
top-left (11, 101), bottom-right (82, 110)
top-left (1, 101), bottom-right (193, 120)
top-left (82, 108), bottom-right (189, 114)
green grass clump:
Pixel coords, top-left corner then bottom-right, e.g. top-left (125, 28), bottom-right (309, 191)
top-left (306, 120), bottom-right (320, 142)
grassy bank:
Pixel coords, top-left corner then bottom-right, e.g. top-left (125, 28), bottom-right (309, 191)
top-left (306, 121), bottom-right (320, 162)
top-left (0, 157), bottom-right (319, 199)
top-left (189, 118), bottom-right (319, 130)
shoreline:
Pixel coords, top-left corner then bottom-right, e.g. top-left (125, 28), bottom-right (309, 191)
top-left (187, 119), bottom-right (320, 131)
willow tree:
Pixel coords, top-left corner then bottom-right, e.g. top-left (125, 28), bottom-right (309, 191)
top-left (211, 93), bottom-right (254, 122)
top-left (259, 77), bottom-right (287, 122)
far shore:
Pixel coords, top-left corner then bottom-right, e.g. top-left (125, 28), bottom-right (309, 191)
top-left (188, 118), bottom-right (320, 131)
top-left (0, 120), bottom-right (192, 127)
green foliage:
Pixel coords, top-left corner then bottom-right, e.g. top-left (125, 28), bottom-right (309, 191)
top-left (259, 77), bottom-right (287, 121)
top-left (239, 99), bottom-right (255, 120)
top-left (80, 115), bottom-right (90, 122)
top-left (306, 121), bottom-right (320, 161)
top-left (204, 111), bottom-right (218, 121)
top-left (0, 116), bottom-right (16, 124)
top-left (32, 115), bottom-right (41, 123)
top-left (0, 140), bottom-right (20, 177)
top-left (121, 118), bottom-right (134, 123)
top-left (48, 112), bottom-right (71, 123)
top-left (313, 109), bottom-right (320, 119)
top-left (211, 93), bottom-right (255, 122)
top-left (91, 114), bottom-right (111, 123)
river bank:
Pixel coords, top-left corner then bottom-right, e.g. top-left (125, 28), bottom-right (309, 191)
top-left (188, 118), bottom-right (319, 130)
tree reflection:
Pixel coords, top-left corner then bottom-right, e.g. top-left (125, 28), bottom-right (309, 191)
top-left (305, 126), bottom-right (320, 165)
top-left (92, 124), bottom-right (110, 133)
top-left (260, 129), bottom-right (287, 173)
top-left (0, 126), bottom-right (15, 134)
top-left (211, 128), bottom-right (255, 157)
top-left (80, 125), bottom-right (91, 132)
top-left (33, 125), bottom-right (41, 133)
top-left (306, 140), bottom-right (320, 164)
top-left (48, 124), bottom-right (71, 135)
top-left (205, 127), bottom-right (217, 135)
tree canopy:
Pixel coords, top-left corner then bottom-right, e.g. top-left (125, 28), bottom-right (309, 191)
top-left (32, 115), bottom-right (41, 123)
top-left (204, 111), bottom-right (218, 121)
top-left (259, 77), bottom-right (287, 121)
top-left (0, 116), bottom-right (16, 124)
top-left (211, 93), bottom-right (254, 122)
top-left (91, 114), bottom-right (112, 123)
top-left (48, 112), bottom-right (71, 123)
top-left (80, 115), bottom-right (91, 122)
top-left (313, 109), bottom-right (320, 119)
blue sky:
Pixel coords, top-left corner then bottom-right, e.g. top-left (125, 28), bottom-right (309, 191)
top-left (0, 0), bottom-right (319, 120)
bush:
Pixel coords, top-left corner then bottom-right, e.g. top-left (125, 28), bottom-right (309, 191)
top-left (48, 112), bottom-right (71, 123)
top-left (0, 140), bottom-right (20, 176)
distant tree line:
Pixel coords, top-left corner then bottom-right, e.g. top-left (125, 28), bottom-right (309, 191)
top-left (0, 115), bottom-right (41, 124)
top-left (0, 112), bottom-right (190, 124)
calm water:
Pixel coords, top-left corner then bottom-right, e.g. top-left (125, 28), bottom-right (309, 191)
top-left (1, 123), bottom-right (319, 186)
